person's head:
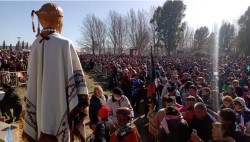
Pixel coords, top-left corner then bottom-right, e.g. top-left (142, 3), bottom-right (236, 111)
top-left (183, 73), bottom-right (190, 79)
top-left (222, 96), bottom-right (233, 108)
top-left (202, 87), bottom-right (211, 96)
top-left (212, 122), bottom-right (235, 140)
top-left (196, 77), bottom-right (205, 85)
top-left (123, 68), bottom-right (129, 75)
top-left (171, 75), bottom-right (178, 82)
top-left (112, 87), bottom-right (124, 101)
top-left (232, 80), bottom-right (239, 87)
top-left (116, 107), bottom-right (132, 125)
top-left (2, 84), bottom-right (11, 92)
top-left (233, 97), bottom-right (246, 111)
top-left (94, 85), bottom-right (103, 97)
top-left (98, 106), bottom-right (109, 121)
top-left (218, 108), bottom-right (236, 124)
top-left (218, 108), bottom-right (236, 138)
top-left (32, 3), bottom-right (64, 33)
top-left (212, 122), bottom-right (223, 140)
top-left (226, 85), bottom-right (234, 94)
top-left (167, 83), bottom-right (176, 95)
top-left (194, 102), bottom-right (207, 119)
top-left (185, 96), bottom-right (197, 108)
top-left (165, 106), bottom-right (181, 116)
top-left (183, 81), bottom-right (193, 90)
top-left (189, 85), bottom-right (197, 96)
top-left (162, 96), bottom-right (175, 108)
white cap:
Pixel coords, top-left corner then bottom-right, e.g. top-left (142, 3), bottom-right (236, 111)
top-left (234, 97), bottom-right (246, 107)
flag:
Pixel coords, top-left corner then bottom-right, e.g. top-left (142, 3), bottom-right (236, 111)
top-left (4, 127), bottom-right (12, 142)
top-left (147, 50), bottom-right (161, 112)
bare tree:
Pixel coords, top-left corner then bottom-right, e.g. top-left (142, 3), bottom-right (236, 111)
top-left (78, 14), bottom-right (106, 55)
top-left (182, 24), bottom-right (194, 49)
top-left (127, 9), bottom-right (150, 54)
top-left (107, 10), bottom-right (127, 54)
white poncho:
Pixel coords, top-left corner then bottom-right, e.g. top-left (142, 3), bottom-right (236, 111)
top-left (23, 33), bottom-right (88, 141)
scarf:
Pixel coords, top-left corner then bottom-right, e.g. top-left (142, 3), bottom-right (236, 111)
top-left (160, 114), bottom-right (183, 135)
top-left (114, 124), bottom-right (134, 139)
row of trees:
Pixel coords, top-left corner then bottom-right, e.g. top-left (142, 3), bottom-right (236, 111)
top-left (78, 8), bottom-right (152, 55)
top-left (79, 0), bottom-right (250, 56)
top-left (1, 40), bottom-right (30, 50)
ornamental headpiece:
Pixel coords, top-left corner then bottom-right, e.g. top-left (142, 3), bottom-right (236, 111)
top-left (31, 3), bottom-right (64, 36)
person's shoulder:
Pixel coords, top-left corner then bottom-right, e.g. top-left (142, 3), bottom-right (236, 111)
top-left (90, 95), bottom-right (99, 102)
top-left (50, 33), bottom-right (73, 44)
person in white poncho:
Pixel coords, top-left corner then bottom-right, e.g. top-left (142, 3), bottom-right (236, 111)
top-left (23, 3), bottom-right (89, 142)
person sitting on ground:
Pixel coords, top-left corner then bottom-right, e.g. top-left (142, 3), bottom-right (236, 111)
top-left (0, 84), bottom-right (22, 123)
top-left (109, 107), bottom-right (141, 142)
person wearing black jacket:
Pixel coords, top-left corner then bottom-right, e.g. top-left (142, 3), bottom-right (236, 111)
top-left (89, 86), bottom-right (107, 130)
top-left (0, 84), bottom-right (22, 123)
top-left (92, 106), bottom-right (114, 142)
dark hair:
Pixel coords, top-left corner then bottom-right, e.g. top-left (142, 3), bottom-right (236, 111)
top-left (112, 87), bottom-right (124, 96)
top-left (184, 81), bottom-right (193, 90)
top-left (194, 102), bottom-right (207, 110)
top-left (116, 107), bottom-right (131, 117)
top-left (185, 96), bottom-right (196, 102)
top-left (189, 85), bottom-right (197, 91)
top-left (219, 108), bottom-right (236, 123)
top-left (165, 106), bottom-right (180, 116)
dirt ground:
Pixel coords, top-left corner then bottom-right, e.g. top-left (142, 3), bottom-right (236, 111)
top-left (17, 69), bottom-right (153, 142)
top-left (84, 70), bottom-right (153, 142)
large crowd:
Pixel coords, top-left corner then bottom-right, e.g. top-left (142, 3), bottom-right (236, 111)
top-left (81, 54), bottom-right (250, 142)
top-left (1, 51), bottom-right (250, 141)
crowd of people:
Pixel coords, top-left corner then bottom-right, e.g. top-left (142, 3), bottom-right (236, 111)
top-left (1, 50), bottom-right (250, 141)
top-left (82, 54), bottom-right (250, 142)
top-left (0, 49), bottom-right (28, 72)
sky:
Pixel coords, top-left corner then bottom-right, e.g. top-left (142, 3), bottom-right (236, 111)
top-left (0, 0), bottom-right (250, 48)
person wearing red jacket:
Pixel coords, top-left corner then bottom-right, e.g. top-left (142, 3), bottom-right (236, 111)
top-left (110, 107), bottom-right (141, 142)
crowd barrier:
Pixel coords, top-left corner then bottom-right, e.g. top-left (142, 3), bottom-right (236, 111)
top-left (0, 71), bottom-right (27, 88)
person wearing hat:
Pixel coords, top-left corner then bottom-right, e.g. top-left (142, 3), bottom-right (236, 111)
top-left (233, 97), bottom-right (250, 132)
top-left (23, 3), bottom-right (89, 142)
top-left (109, 107), bottom-right (141, 142)
top-left (91, 106), bottom-right (114, 142)
top-left (106, 87), bottom-right (134, 125)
